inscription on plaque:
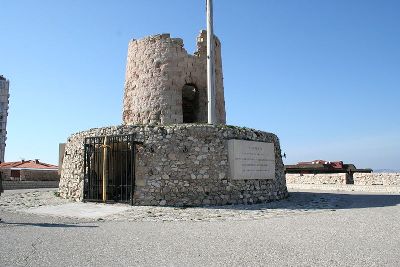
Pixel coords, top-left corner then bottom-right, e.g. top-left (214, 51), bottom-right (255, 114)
top-left (228, 139), bottom-right (275, 180)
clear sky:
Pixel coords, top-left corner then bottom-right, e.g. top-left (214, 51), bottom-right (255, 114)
top-left (1, 0), bottom-right (399, 170)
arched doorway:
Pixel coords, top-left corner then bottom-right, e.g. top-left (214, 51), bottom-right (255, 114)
top-left (182, 84), bottom-right (199, 123)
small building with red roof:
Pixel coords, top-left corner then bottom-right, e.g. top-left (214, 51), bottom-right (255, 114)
top-left (285, 159), bottom-right (372, 184)
top-left (285, 160), bottom-right (372, 176)
top-left (0, 159), bottom-right (59, 181)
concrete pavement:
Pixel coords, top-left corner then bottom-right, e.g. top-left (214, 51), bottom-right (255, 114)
top-left (1, 190), bottom-right (400, 266)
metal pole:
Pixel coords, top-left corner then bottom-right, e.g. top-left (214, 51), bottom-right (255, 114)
top-left (207, 0), bottom-right (216, 124)
top-left (102, 136), bottom-right (108, 203)
top-left (130, 141), bottom-right (135, 206)
top-left (83, 140), bottom-right (87, 199)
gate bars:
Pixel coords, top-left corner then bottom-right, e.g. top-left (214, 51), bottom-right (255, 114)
top-left (83, 134), bottom-right (140, 205)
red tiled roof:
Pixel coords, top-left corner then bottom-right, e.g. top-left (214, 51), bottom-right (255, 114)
top-left (298, 160), bottom-right (328, 165)
top-left (295, 160), bottom-right (344, 169)
top-left (0, 160), bottom-right (58, 170)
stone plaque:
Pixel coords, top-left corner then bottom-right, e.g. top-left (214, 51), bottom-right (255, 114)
top-left (228, 140), bottom-right (275, 180)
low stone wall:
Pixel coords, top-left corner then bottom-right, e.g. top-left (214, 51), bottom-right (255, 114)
top-left (354, 173), bottom-right (400, 186)
top-left (20, 170), bottom-right (59, 181)
top-left (59, 124), bottom-right (288, 206)
top-left (1, 169), bottom-right (59, 181)
top-left (0, 169), bottom-right (10, 180)
top-left (2, 181), bottom-right (59, 190)
top-left (286, 173), bottom-right (348, 185)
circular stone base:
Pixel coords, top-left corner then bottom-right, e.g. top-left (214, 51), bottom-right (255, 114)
top-left (59, 124), bottom-right (288, 206)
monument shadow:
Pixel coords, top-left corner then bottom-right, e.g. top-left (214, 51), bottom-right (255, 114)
top-left (0, 221), bottom-right (99, 228)
top-left (191, 191), bottom-right (400, 211)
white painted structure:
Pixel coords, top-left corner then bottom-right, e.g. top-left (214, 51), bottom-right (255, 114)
top-left (0, 75), bottom-right (9, 163)
top-left (207, 0), bottom-right (216, 124)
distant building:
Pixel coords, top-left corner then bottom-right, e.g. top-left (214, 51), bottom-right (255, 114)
top-left (285, 160), bottom-right (373, 175)
top-left (0, 159), bottom-right (59, 181)
top-left (0, 75), bottom-right (9, 163)
top-left (285, 159), bottom-right (373, 184)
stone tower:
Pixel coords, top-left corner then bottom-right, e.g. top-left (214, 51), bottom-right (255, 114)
top-left (122, 30), bottom-right (226, 125)
top-left (59, 31), bottom-right (288, 206)
top-left (0, 75), bottom-right (9, 162)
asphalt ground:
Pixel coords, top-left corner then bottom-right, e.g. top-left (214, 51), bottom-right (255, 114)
top-left (1, 190), bottom-right (400, 267)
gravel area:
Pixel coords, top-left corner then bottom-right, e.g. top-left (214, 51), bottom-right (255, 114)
top-left (0, 189), bottom-right (344, 222)
top-left (0, 190), bottom-right (70, 211)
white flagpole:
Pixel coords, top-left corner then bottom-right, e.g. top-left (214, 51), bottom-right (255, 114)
top-left (207, 0), bottom-right (216, 124)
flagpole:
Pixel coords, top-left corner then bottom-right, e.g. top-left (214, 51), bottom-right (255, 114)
top-left (207, 0), bottom-right (216, 124)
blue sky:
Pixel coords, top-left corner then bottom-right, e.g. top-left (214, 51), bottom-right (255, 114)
top-left (1, 0), bottom-right (399, 170)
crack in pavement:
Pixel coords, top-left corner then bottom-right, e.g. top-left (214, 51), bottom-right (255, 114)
top-left (23, 236), bottom-right (43, 267)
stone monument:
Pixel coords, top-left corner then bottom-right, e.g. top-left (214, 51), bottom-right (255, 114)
top-left (58, 31), bottom-right (288, 206)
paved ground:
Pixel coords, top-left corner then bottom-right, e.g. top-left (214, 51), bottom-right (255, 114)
top-left (1, 189), bottom-right (400, 266)
top-left (288, 183), bottom-right (400, 193)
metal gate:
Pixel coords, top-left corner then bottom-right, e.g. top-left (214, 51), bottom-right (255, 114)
top-left (83, 134), bottom-right (138, 205)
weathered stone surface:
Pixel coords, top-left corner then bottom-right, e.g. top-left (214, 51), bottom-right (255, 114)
top-left (286, 173), bottom-right (348, 185)
top-left (286, 172), bottom-right (400, 186)
top-left (59, 124), bottom-right (288, 206)
top-left (122, 31), bottom-right (226, 125)
top-left (353, 173), bottom-right (400, 186)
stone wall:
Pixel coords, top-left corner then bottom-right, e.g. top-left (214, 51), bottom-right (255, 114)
top-left (353, 173), bottom-right (400, 186)
top-left (2, 180), bottom-right (59, 190)
top-left (59, 124), bottom-right (288, 206)
top-left (286, 172), bottom-right (400, 186)
top-left (0, 169), bottom-right (10, 180)
top-left (285, 173), bottom-right (348, 185)
top-left (1, 169), bottom-right (59, 181)
top-left (20, 170), bottom-right (59, 181)
top-left (122, 31), bottom-right (226, 125)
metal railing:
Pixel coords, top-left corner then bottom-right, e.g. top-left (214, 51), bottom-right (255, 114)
top-left (83, 134), bottom-right (139, 205)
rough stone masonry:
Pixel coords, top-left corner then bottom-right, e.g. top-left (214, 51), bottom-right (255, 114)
top-left (122, 31), bottom-right (226, 125)
top-left (59, 125), bottom-right (288, 206)
top-left (59, 31), bottom-right (288, 206)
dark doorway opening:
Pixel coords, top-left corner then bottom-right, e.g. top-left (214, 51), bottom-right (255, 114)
top-left (83, 135), bottom-right (138, 205)
top-left (182, 84), bottom-right (199, 123)
top-left (11, 170), bottom-right (21, 179)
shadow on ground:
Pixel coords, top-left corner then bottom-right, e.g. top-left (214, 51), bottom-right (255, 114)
top-left (299, 192), bottom-right (400, 209)
top-left (0, 221), bottom-right (98, 228)
top-left (188, 192), bottom-right (400, 211)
